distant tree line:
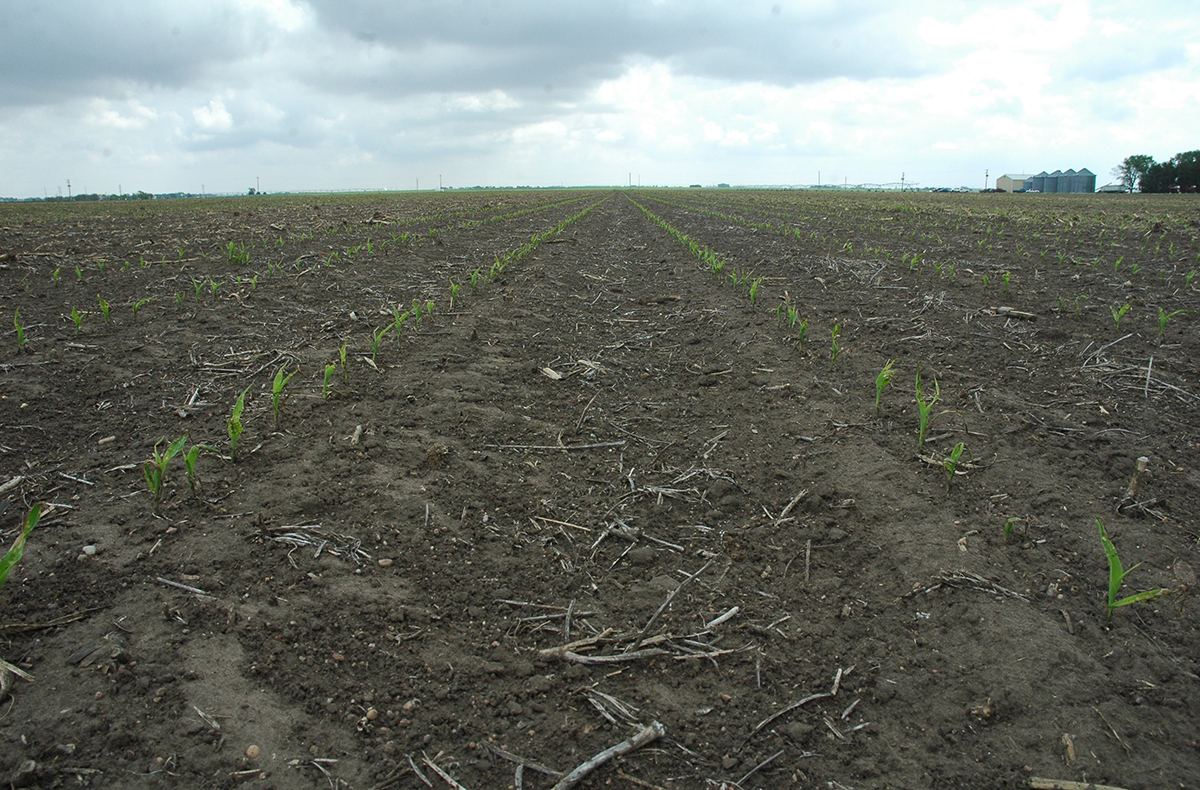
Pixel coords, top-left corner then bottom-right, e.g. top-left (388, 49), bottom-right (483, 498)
top-left (1114, 151), bottom-right (1200, 193)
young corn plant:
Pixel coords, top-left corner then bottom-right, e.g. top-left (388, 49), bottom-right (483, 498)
top-left (1096, 519), bottom-right (1173, 618)
top-left (271, 365), bottom-right (299, 427)
top-left (131, 297), bottom-right (152, 321)
top-left (370, 324), bottom-right (390, 362)
top-left (749, 276), bottom-right (764, 306)
top-left (449, 279), bottom-right (461, 307)
top-left (143, 435), bottom-right (188, 512)
top-left (1111, 302), bottom-right (1132, 328)
top-left (70, 307), bottom-right (85, 334)
top-left (228, 386), bottom-right (250, 461)
top-left (915, 368), bottom-right (941, 447)
top-left (13, 309), bottom-right (26, 350)
top-left (874, 359), bottom-right (896, 415)
top-left (96, 296), bottom-right (111, 325)
top-left (829, 324), bottom-right (843, 370)
top-left (323, 363), bottom-right (336, 399)
top-left (339, 339), bottom-right (349, 381)
top-left (51, 268), bottom-right (61, 286)
top-left (1156, 307), bottom-right (1189, 344)
top-left (183, 443), bottom-right (216, 494)
top-left (0, 503), bottom-right (45, 602)
top-left (943, 442), bottom-right (968, 491)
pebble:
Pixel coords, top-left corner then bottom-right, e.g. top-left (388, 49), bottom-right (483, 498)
top-left (377, 558), bottom-right (393, 567)
top-left (246, 744), bottom-right (261, 759)
top-left (366, 708), bottom-right (378, 721)
top-left (82, 545), bottom-right (98, 556)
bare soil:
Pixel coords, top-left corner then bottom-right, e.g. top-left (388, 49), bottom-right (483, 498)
top-left (1, 190), bottom-right (1198, 790)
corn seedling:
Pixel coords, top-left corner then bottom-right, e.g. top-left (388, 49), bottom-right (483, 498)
top-left (1114, 255), bottom-right (1124, 272)
top-left (338, 339), bottom-right (349, 379)
top-left (226, 241), bottom-right (250, 265)
top-left (51, 268), bottom-right (60, 286)
top-left (449, 279), bottom-right (461, 307)
top-left (1186, 269), bottom-right (1196, 286)
top-left (943, 442), bottom-right (968, 490)
top-left (0, 503), bottom-right (44, 601)
top-left (13, 309), bottom-right (26, 349)
top-left (370, 324), bottom-right (390, 362)
top-left (183, 443), bottom-right (216, 493)
top-left (74, 265), bottom-right (83, 282)
top-left (1002, 271), bottom-right (1010, 292)
top-left (70, 308), bottom-right (84, 334)
top-left (392, 305), bottom-right (409, 340)
top-left (1003, 517), bottom-right (1020, 544)
top-left (1111, 302), bottom-right (1131, 327)
top-left (470, 267), bottom-right (481, 293)
top-left (143, 435), bottom-right (188, 512)
top-left (1156, 307), bottom-right (1189, 343)
top-left (323, 363), bottom-right (336, 399)
top-left (915, 368), bottom-right (941, 447)
top-left (829, 324), bottom-right (842, 370)
top-left (96, 296), bottom-right (111, 325)
top-left (874, 359), bottom-right (895, 415)
top-left (271, 365), bottom-right (298, 426)
top-left (794, 316), bottom-right (807, 343)
top-left (749, 276), bottom-right (764, 305)
top-left (129, 297), bottom-right (151, 321)
top-left (227, 386), bottom-right (249, 461)
top-left (174, 293), bottom-right (183, 307)
top-left (1074, 294), bottom-right (1088, 313)
top-left (1096, 519), bottom-right (1173, 618)
top-left (192, 278), bottom-right (204, 302)
top-left (981, 274), bottom-right (989, 288)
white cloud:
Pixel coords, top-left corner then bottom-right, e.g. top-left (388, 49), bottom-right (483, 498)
top-left (193, 98), bottom-right (233, 131)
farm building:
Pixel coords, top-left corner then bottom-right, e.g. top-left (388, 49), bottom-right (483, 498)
top-left (996, 174), bottom-right (1032, 192)
top-left (1025, 168), bottom-right (1096, 193)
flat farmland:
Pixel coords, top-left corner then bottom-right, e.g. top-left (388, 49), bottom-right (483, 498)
top-left (1, 189), bottom-right (1198, 790)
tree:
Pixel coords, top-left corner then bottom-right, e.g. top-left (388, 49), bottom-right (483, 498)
top-left (1141, 151), bottom-right (1200, 193)
top-left (1112, 154), bottom-right (1155, 192)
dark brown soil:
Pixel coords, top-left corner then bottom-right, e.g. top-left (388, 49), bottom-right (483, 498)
top-left (1, 190), bottom-right (1198, 790)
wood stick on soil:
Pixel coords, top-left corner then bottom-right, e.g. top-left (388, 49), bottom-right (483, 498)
top-left (804, 539), bottom-right (812, 585)
top-left (422, 752), bottom-right (469, 790)
top-left (156, 577), bottom-right (210, 596)
top-left (1118, 456), bottom-right (1150, 512)
top-left (737, 749), bottom-right (784, 787)
top-left (1030, 780), bottom-right (1132, 790)
top-left (551, 721), bottom-right (665, 790)
top-left (775, 488), bottom-right (807, 525)
top-left (627, 558), bottom-right (714, 653)
top-left (478, 740), bottom-right (563, 779)
top-left (559, 648), bottom-right (668, 665)
top-left (488, 440), bottom-right (626, 451)
top-left (742, 691), bottom-right (832, 745)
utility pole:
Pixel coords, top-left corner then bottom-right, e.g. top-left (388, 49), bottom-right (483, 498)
top-left (416, 178), bottom-right (419, 191)
top-left (257, 176), bottom-right (260, 194)
top-left (984, 169), bottom-right (989, 191)
top-left (67, 179), bottom-right (72, 199)
top-left (439, 175), bottom-right (442, 190)
top-left (901, 172), bottom-right (905, 192)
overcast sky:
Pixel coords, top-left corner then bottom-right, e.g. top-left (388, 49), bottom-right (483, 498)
top-left (1, 0), bottom-right (1197, 197)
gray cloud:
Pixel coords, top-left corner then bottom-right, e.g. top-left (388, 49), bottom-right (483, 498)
top-left (0, 2), bottom-right (282, 107)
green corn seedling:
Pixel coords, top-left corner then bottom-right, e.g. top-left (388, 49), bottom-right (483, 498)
top-left (1111, 302), bottom-right (1131, 327)
top-left (749, 276), bottom-right (764, 305)
top-left (1002, 271), bottom-right (1010, 292)
top-left (1097, 519), bottom-right (1172, 618)
top-left (471, 268), bottom-right (481, 293)
top-left (449, 279), bottom-right (461, 307)
top-left (370, 325), bottom-right (390, 361)
top-left (175, 293), bottom-right (183, 307)
top-left (271, 365), bottom-right (299, 426)
top-left (794, 316), bottom-right (807, 342)
top-left (0, 503), bottom-right (44, 600)
top-left (393, 305), bottom-right (409, 340)
top-left (75, 265), bottom-right (83, 282)
top-left (183, 443), bottom-right (216, 493)
top-left (943, 442), bottom-right (968, 490)
top-left (981, 274), bottom-right (989, 288)
top-left (51, 268), bottom-right (60, 286)
top-left (1156, 307), bottom-right (1189, 343)
top-left (1114, 255), bottom-right (1124, 272)
top-left (131, 297), bottom-right (152, 320)
top-left (323, 363), bottom-right (336, 399)
top-left (13, 309), bottom-right (26, 349)
top-left (228, 386), bottom-right (250, 461)
top-left (339, 339), bottom-right (349, 380)
top-left (143, 435), bottom-right (188, 512)
top-left (97, 296), bottom-right (111, 325)
top-left (915, 369), bottom-right (940, 447)
top-left (70, 307), bottom-right (85, 334)
top-left (874, 359), bottom-right (895, 415)
top-left (1003, 517), bottom-right (1019, 544)
top-left (1186, 269), bottom-right (1196, 286)
top-left (829, 325), bottom-right (842, 370)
